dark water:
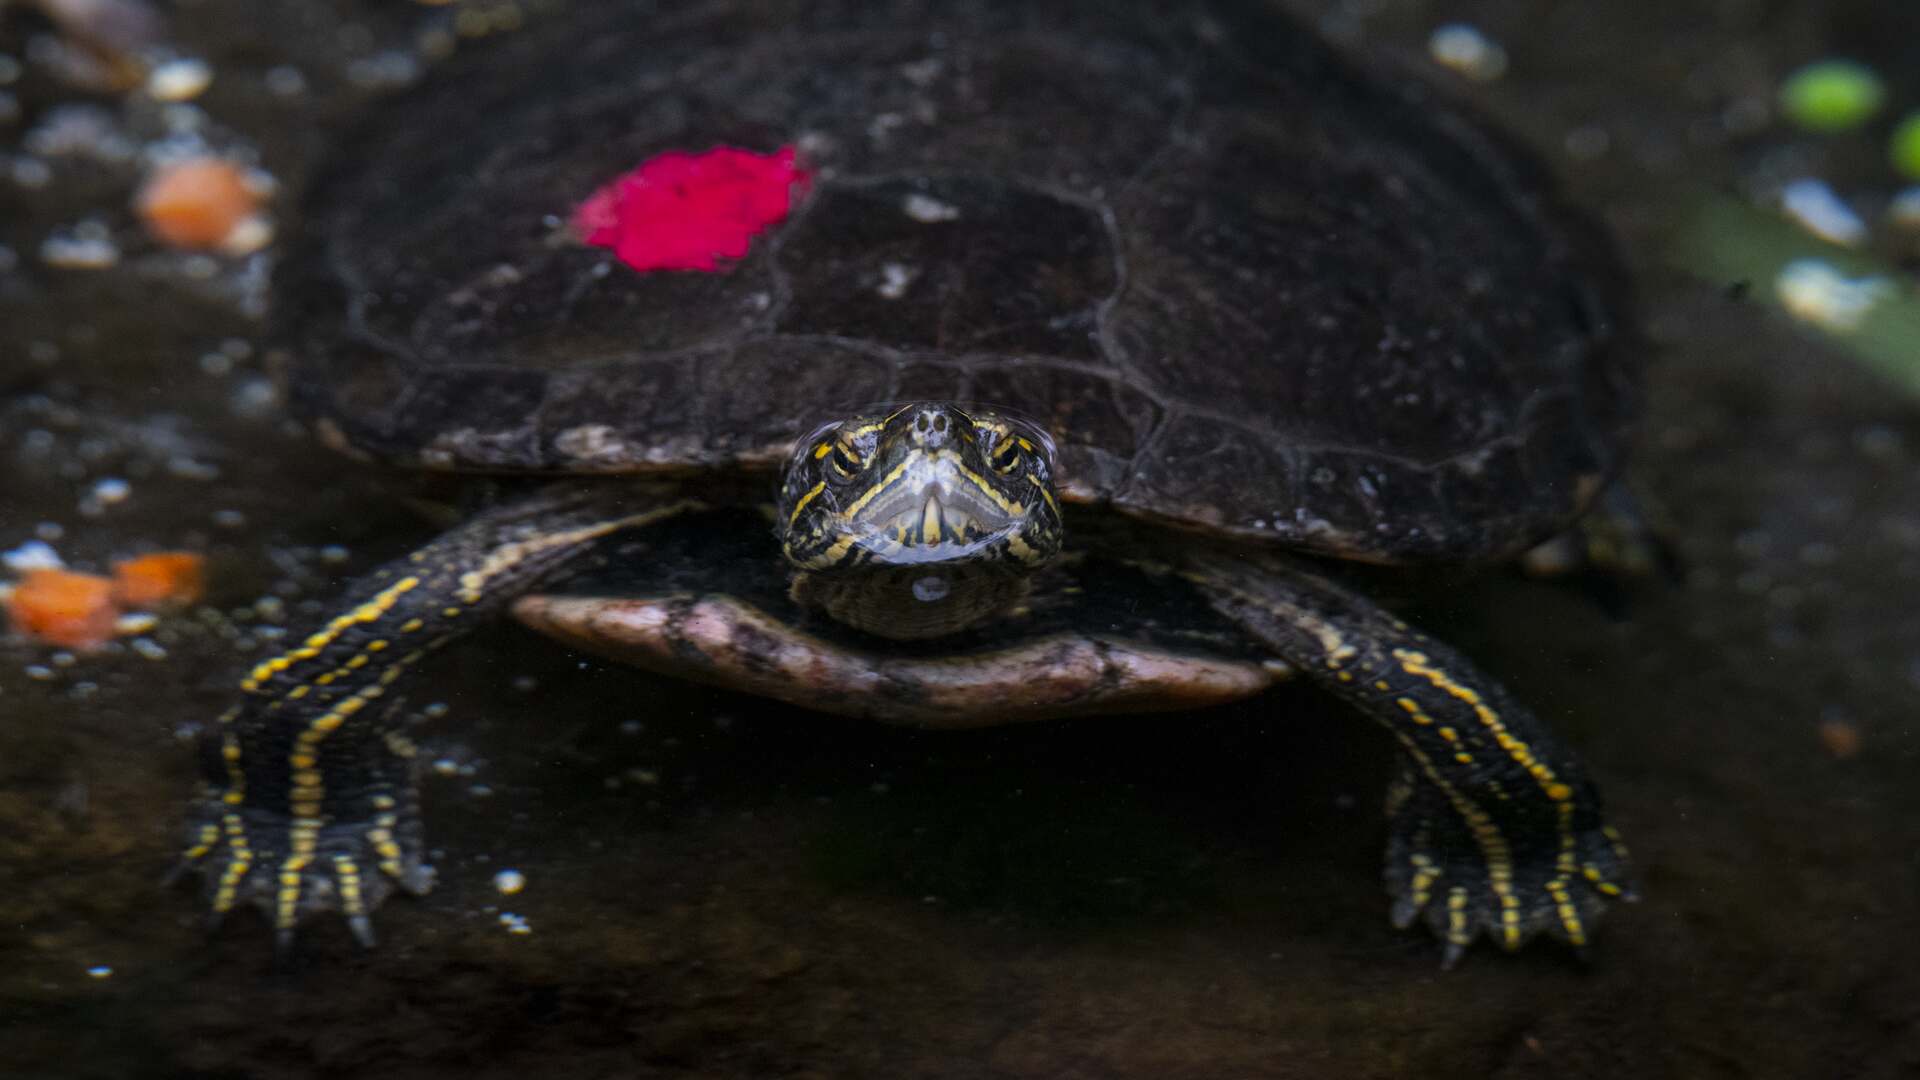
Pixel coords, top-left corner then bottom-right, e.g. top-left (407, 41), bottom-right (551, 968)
top-left (3, 2), bottom-right (1917, 1077)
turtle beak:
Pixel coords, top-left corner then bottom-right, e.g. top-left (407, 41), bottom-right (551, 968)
top-left (920, 490), bottom-right (946, 543)
top-left (862, 461), bottom-right (1015, 552)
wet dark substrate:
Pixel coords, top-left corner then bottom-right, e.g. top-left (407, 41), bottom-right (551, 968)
top-left (2, 2), bottom-right (1916, 1077)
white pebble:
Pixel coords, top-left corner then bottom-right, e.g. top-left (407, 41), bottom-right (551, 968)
top-left (90, 477), bottom-right (130, 504)
top-left (1428, 24), bottom-right (1508, 82)
top-left (1779, 178), bottom-right (1867, 247)
top-left (40, 230), bottom-right (119, 270)
top-left (86, 965), bottom-right (113, 979)
top-left (876, 262), bottom-right (916, 299)
top-left (3, 540), bottom-right (64, 572)
top-left (219, 214), bottom-right (274, 256)
top-left (146, 58), bottom-right (213, 102)
top-left (1776, 258), bottom-right (1893, 333)
top-left (492, 869), bottom-right (526, 895)
top-left (902, 193), bottom-right (960, 223)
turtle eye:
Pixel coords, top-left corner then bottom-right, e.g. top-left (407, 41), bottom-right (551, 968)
top-left (988, 437), bottom-right (1021, 474)
top-left (828, 441), bottom-right (863, 480)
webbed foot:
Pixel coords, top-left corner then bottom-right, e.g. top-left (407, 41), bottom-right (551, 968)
top-left (1383, 769), bottom-right (1635, 968)
top-left (167, 789), bottom-right (434, 953)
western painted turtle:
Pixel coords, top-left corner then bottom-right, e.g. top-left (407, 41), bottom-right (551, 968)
top-left (174, 0), bottom-right (1638, 966)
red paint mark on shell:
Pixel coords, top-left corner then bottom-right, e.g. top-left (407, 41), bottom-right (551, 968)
top-left (573, 145), bottom-right (811, 272)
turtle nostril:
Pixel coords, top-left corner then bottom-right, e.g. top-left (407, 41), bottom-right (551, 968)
top-left (933, 414), bottom-right (948, 433)
top-left (916, 413), bottom-right (930, 432)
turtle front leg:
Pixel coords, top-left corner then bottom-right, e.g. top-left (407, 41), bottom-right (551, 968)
top-left (1182, 549), bottom-right (1636, 966)
top-left (167, 483), bottom-right (703, 953)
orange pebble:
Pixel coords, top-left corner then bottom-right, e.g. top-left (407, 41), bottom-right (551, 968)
top-left (6, 569), bottom-right (120, 649)
top-left (135, 158), bottom-right (261, 250)
top-left (112, 551), bottom-right (206, 608)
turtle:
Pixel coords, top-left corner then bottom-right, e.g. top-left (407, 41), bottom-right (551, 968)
top-left (171, 0), bottom-right (1640, 967)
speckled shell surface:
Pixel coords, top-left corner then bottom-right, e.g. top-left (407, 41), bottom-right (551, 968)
top-left (286, 0), bottom-right (1634, 562)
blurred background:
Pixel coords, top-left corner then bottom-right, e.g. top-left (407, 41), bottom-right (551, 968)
top-left (1, 2), bottom-right (1915, 1077)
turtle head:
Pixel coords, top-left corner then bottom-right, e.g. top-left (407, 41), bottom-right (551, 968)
top-left (776, 403), bottom-right (1063, 639)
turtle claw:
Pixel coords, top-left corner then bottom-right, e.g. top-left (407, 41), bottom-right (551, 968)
top-left (1384, 779), bottom-right (1635, 967)
top-left (172, 790), bottom-right (432, 953)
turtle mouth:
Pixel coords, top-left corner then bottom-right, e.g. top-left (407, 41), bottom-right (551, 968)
top-left (838, 450), bottom-right (1032, 566)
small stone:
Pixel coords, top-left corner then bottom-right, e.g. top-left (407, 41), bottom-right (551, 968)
top-left (1778, 178), bottom-right (1866, 247)
top-left (90, 477), bottom-right (130, 505)
top-left (1774, 258), bottom-right (1892, 332)
top-left (135, 158), bottom-right (267, 251)
top-left (40, 228), bottom-right (120, 270)
top-left (492, 869), bottom-right (526, 895)
top-left (219, 214), bottom-right (274, 257)
top-left (346, 50), bottom-right (422, 90)
top-left (1891, 112), bottom-right (1920, 181)
top-left (901, 193), bottom-right (959, 222)
top-left (1817, 716), bottom-right (1861, 759)
top-left (146, 58), bottom-right (212, 102)
top-left (876, 261), bottom-right (916, 299)
top-left (1427, 23), bottom-right (1507, 82)
top-left (1779, 60), bottom-right (1885, 133)
top-left (10, 157), bottom-right (51, 188)
top-left (264, 65), bottom-right (307, 98)
top-left (4, 540), bottom-right (65, 573)
top-left (1887, 187), bottom-right (1920, 230)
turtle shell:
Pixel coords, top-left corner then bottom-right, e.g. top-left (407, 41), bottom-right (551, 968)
top-left (285, 0), bottom-right (1634, 562)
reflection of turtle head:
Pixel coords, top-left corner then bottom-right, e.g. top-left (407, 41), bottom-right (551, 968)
top-left (777, 403), bottom-right (1064, 640)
